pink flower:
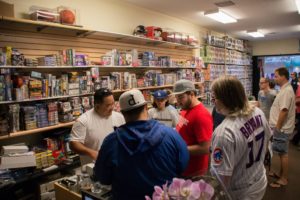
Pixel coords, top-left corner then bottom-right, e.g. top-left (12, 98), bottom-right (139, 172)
top-left (198, 180), bottom-right (214, 199)
top-left (168, 178), bottom-right (185, 197)
top-left (152, 184), bottom-right (169, 200)
top-left (179, 179), bottom-right (201, 200)
top-left (146, 178), bottom-right (214, 200)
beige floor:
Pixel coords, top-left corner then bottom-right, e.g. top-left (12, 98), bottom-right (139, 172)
top-left (263, 143), bottom-right (300, 200)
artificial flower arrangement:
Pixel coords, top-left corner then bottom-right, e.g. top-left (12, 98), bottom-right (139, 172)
top-left (145, 177), bottom-right (215, 200)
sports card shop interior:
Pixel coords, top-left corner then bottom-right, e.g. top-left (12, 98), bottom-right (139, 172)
top-left (0, 0), bottom-right (300, 200)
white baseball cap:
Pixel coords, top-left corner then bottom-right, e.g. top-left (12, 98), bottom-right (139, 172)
top-left (119, 89), bottom-right (147, 111)
top-left (173, 79), bottom-right (196, 95)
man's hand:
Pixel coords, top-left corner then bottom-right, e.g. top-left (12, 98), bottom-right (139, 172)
top-left (70, 141), bottom-right (98, 161)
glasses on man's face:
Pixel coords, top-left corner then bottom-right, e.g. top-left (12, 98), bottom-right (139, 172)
top-left (259, 82), bottom-right (267, 84)
top-left (211, 95), bottom-right (216, 103)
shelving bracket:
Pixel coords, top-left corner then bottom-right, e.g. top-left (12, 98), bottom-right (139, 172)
top-left (36, 25), bottom-right (48, 32)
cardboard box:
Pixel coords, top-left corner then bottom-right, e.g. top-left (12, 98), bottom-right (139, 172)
top-left (0, 151), bottom-right (36, 169)
top-left (2, 145), bottom-right (29, 155)
top-left (0, 1), bottom-right (14, 17)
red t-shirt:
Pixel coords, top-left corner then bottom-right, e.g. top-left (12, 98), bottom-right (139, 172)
top-left (176, 103), bottom-right (213, 177)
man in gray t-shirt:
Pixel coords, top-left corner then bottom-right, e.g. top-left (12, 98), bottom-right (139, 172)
top-left (258, 77), bottom-right (276, 120)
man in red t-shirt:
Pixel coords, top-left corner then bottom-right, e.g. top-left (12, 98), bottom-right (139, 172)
top-left (173, 79), bottom-right (213, 177)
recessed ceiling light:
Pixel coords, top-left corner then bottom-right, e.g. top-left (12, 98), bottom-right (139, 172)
top-left (204, 10), bottom-right (237, 24)
top-left (247, 31), bottom-right (265, 38)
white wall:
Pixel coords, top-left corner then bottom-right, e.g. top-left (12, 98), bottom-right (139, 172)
top-left (251, 39), bottom-right (300, 56)
top-left (3, 0), bottom-right (206, 39)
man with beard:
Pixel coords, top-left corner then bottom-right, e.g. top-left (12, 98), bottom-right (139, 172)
top-left (174, 79), bottom-right (213, 177)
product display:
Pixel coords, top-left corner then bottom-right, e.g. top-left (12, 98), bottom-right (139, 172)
top-left (202, 34), bottom-right (253, 100)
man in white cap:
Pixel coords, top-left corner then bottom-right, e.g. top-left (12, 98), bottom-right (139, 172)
top-left (94, 89), bottom-right (189, 200)
top-left (174, 79), bottom-right (213, 177)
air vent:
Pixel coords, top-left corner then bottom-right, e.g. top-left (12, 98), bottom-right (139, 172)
top-left (215, 1), bottom-right (235, 7)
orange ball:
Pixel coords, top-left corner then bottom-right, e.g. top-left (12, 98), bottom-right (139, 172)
top-left (60, 10), bottom-right (75, 24)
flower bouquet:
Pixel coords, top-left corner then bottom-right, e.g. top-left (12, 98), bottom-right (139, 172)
top-left (145, 169), bottom-right (231, 200)
top-left (145, 178), bottom-right (214, 200)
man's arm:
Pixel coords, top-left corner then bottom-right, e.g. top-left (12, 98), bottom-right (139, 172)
top-left (187, 141), bottom-right (211, 155)
top-left (276, 108), bottom-right (288, 130)
top-left (70, 141), bottom-right (98, 161)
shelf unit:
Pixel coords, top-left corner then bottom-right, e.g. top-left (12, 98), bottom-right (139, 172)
top-left (0, 17), bottom-right (204, 141)
top-left (0, 65), bottom-right (198, 69)
top-left (0, 80), bottom-right (202, 141)
top-left (0, 16), bottom-right (200, 50)
top-left (0, 121), bottom-right (74, 140)
top-left (201, 34), bottom-right (253, 105)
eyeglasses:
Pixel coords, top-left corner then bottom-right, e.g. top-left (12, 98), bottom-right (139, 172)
top-left (211, 95), bottom-right (216, 103)
top-left (259, 82), bottom-right (267, 84)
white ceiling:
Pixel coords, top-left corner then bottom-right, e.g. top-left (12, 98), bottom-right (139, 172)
top-left (121, 0), bottom-right (300, 41)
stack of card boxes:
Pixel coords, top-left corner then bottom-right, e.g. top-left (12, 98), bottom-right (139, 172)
top-left (79, 76), bottom-right (87, 94)
top-left (158, 56), bottom-right (170, 67)
top-left (46, 74), bottom-right (60, 97)
top-left (9, 104), bottom-right (20, 133)
top-left (86, 70), bottom-right (93, 93)
top-left (70, 97), bottom-right (82, 119)
top-left (142, 52), bottom-right (155, 66)
top-left (36, 103), bottom-right (49, 128)
top-left (81, 96), bottom-right (92, 112)
top-left (4, 74), bottom-right (13, 101)
top-left (22, 106), bottom-right (37, 130)
top-left (11, 49), bottom-right (25, 66)
top-left (0, 50), bottom-right (7, 65)
top-left (60, 74), bottom-right (68, 96)
top-left (0, 75), bottom-right (5, 101)
top-left (68, 72), bottom-right (79, 96)
top-left (41, 78), bottom-right (49, 98)
top-left (29, 78), bottom-right (42, 99)
top-left (35, 150), bottom-right (54, 169)
top-left (47, 102), bottom-right (59, 126)
top-left (0, 106), bottom-right (9, 136)
top-left (25, 58), bottom-right (38, 66)
top-left (37, 55), bottom-right (61, 66)
top-left (58, 101), bottom-right (73, 123)
top-left (3, 46), bottom-right (12, 65)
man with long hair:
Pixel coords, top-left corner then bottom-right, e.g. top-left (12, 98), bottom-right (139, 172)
top-left (211, 76), bottom-right (272, 199)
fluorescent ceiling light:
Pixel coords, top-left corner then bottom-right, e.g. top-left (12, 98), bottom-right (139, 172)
top-left (204, 10), bottom-right (237, 24)
top-left (296, 0), bottom-right (300, 14)
top-left (247, 31), bottom-right (264, 38)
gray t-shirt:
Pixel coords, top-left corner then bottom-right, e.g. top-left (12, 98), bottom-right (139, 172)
top-left (148, 105), bottom-right (179, 127)
top-left (258, 90), bottom-right (276, 120)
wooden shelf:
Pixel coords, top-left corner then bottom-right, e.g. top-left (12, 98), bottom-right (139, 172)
top-left (1, 16), bottom-right (89, 31)
top-left (112, 85), bottom-right (173, 93)
top-left (225, 63), bottom-right (252, 66)
top-left (112, 82), bottom-right (202, 93)
top-left (0, 121), bottom-right (75, 140)
top-left (0, 65), bottom-right (198, 70)
top-left (0, 82), bottom-right (203, 104)
top-left (204, 62), bottom-right (225, 65)
top-left (0, 65), bottom-right (98, 69)
top-left (0, 93), bottom-right (94, 105)
top-left (0, 16), bottom-right (200, 50)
